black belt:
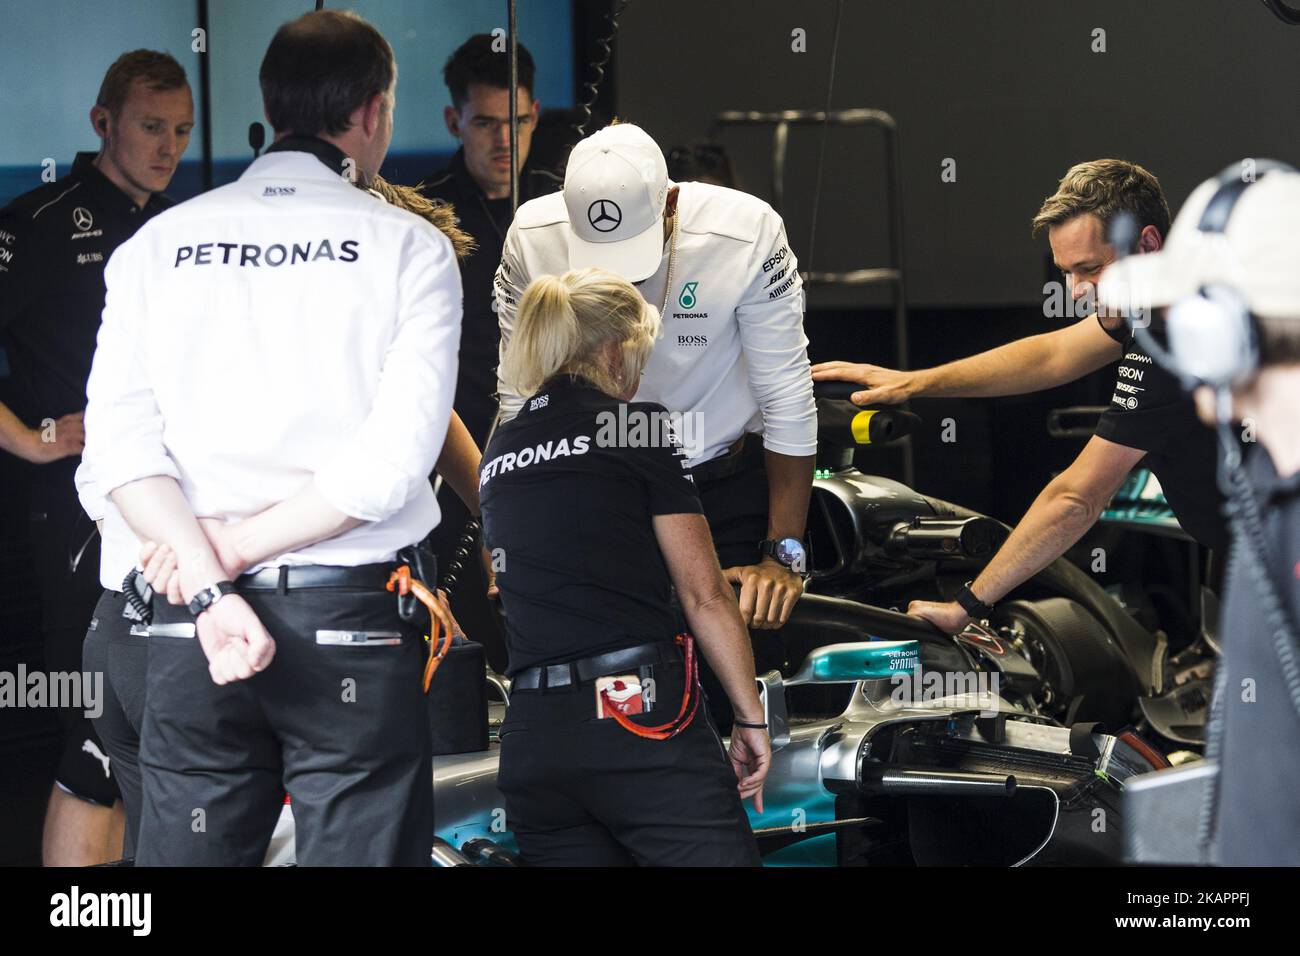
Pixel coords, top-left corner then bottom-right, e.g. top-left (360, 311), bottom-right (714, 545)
top-left (237, 561), bottom-right (396, 592)
top-left (512, 640), bottom-right (680, 691)
top-left (690, 432), bottom-right (764, 486)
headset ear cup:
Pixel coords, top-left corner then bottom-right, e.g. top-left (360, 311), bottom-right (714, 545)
top-left (1242, 309), bottom-right (1260, 383)
top-left (1207, 284), bottom-right (1258, 385)
top-left (1168, 286), bottom-right (1256, 386)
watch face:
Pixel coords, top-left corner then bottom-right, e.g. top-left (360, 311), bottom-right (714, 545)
top-left (774, 537), bottom-right (808, 573)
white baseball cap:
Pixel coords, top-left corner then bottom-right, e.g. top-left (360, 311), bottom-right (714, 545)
top-left (1099, 163), bottom-right (1300, 322)
top-left (563, 124), bottom-right (670, 283)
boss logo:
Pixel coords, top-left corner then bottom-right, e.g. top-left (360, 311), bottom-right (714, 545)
top-left (263, 186), bottom-right (296, 196)
top-left (676, 334), bottom-right (708, 347)
top-left (529, 394), bottom-right (550, 411)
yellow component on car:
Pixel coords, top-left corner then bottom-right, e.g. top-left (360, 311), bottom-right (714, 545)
top-left (850, 410), bottom-right (878, 445)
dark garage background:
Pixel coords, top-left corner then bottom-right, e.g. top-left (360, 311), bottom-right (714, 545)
top-left (2, 0), bottom-right (1297, 864)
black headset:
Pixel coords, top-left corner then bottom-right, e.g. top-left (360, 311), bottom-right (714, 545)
top-left (1161, 159), bottom-right (1298, 390)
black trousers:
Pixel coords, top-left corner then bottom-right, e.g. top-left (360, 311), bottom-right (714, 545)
top-left (135, 580), bottom-right (432, 866)
top-left (28, 473), bottom-right (118, 806)
top-left (498, 655), bottom-right (761, 867)
top-left (81, 589), bottom-right (147, 856)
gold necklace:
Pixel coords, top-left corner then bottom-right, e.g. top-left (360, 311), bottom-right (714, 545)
top-left (660, 218), bottom-right (678, 316)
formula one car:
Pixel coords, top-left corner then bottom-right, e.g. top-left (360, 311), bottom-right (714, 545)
top-left (246, 385), bottom-right (1192, 867)
top-left (420, 385), bottom-right (1183, 867)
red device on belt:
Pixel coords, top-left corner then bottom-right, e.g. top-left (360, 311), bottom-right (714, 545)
top-left (598, 633), bottom-right (700, 740)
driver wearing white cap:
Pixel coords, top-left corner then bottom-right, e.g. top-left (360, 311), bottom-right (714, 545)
top-left (493, 124), bottom-right (816, 665)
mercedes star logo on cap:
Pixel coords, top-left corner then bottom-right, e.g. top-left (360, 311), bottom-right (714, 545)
top-left (72, 207), bottom-right (94, 231)
top-left (587, 199), bottom-right (622, 233)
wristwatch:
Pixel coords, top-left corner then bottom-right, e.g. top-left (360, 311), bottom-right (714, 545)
top-left (187, 581), bottom-right (237, 619)
top-left (954, 580), bottom-right (995, 621)
top-left (760, 537), bottom-right (809, 577)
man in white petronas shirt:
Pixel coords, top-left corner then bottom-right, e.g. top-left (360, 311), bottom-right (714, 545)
top-left (81, 9), bottom-right (461, 866)
top-left (494, 125), bottom-right (817, 683)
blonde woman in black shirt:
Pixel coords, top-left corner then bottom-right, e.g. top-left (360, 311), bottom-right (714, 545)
top-left (481, 268), bottom-right (769, 866)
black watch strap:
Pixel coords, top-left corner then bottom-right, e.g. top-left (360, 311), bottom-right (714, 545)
top-left (955, 581), bottom-right (994, 620)
top-left (187, 581), bottom-right (237, 619)
top-left (760, 537), bottom-right (809, 576)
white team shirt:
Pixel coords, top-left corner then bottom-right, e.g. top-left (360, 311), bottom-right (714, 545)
top-left (80, 150), bottom-right (463, 571)
top-left (493, 180), bottom-right (816, 465)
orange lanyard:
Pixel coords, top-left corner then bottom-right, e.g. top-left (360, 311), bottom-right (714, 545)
top-left (386, 565), bottom-right (453, 692)
top-left (599, 634), bottom-right (700, 740)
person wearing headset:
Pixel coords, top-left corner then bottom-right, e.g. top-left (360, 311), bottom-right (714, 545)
top-left (1099, 162), bottom-right (1300, 865)
top-left (813, 159), bottom-right (1231, 633)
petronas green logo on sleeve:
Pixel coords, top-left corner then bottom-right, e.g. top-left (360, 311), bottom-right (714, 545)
top-left (678, 281), bottom-right (699, 309)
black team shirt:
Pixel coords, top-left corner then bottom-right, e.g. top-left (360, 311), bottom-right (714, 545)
top-left (421, 149), bottom-right (560, 445)
top-left (479, 375), bottom-right (702, 676)
top-left (0, 153), bottom-right (172, 435)
top-left (1094, 317), bottom-right (1230, 552)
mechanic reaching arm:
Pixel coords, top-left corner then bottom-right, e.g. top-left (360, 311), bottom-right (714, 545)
top-left (810, 184), bottom-right (1163, 404)
top-left (494, 123), bottom-right (816, 633)
top-left (905, 436), bottom-right (1146, 633)
top-left (811, 313), bottom-right (1124, 406)
top-left (816, 159), bottom-right (1232, 632)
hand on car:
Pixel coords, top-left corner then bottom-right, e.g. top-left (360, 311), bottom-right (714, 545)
top-left (811, 360), bottom-right (917, 406)
top-left (728, 724), bottom-right (770, 813)
top-left (723, 558), bottom-right (804, 629)
top-left (907, 599), bottom-right (971, 635)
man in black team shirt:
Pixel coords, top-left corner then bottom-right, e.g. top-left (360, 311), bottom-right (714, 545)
top-left (813, 159), bottom-right (1229, 633)
top-left (0, 50), bottom-right (192, 864)
top-left (421, 35), bottom-right (559, 661)
top-left (422, 34), bottom-right (560, 447)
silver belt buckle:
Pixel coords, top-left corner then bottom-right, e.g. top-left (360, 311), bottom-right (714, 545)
top-left (315, 629), bottom-right (403, 646)
top-left (131, 622), bottom-right (197, 638)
